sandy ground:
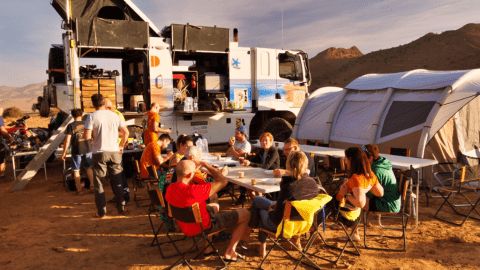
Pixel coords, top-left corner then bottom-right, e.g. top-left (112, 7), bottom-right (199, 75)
top-left (1, 114), bottom-right (480, 270)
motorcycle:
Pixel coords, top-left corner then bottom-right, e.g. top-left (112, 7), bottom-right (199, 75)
top-left (6, 115), bottom-right (51, 155)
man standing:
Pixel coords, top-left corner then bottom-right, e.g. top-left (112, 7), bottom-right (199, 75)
top-left (84, 94), bottom-right (129, 218)
top-left (142, 102), bottom-right (171, 145)
top-left (61, 109), bottom-right (94, 194)
top-left (139, 133), bottom-right (173, 179)
top-left (166, 160), bottom-right (251, 261)
top-left (105, 98), bottom-right (130, 204)
top-left (0, 107), bottom-right (14, 178)
top-left (273, 138), bottom-right (316, 178)
top-left (225, 126), bottom-right (251, 160)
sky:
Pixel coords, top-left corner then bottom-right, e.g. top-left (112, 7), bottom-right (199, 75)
top-left (1, 0), bottom-right (479, 87)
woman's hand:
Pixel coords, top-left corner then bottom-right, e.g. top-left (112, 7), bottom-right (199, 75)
top-left (243, 160), bottom-right (250, 166)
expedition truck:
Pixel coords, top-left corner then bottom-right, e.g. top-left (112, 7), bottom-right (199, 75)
top-left (42, 0), bottom-right (311, 143)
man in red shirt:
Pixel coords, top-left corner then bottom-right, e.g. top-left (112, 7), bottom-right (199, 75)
top-left (166, 160), bottom-right (251, 262)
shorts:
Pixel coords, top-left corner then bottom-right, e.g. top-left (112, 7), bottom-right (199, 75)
top-left (368, 197), bottom-right (378, 212)
top-left (72, 152), bottom-right (93, 171)
top-left (204, 206), bottom-right (239, 234)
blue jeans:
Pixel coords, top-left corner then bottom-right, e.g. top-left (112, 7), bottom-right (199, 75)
top-left (72, 152), bottom-right (92, 171)
top-left (248, 196), bottom-right (277, 243)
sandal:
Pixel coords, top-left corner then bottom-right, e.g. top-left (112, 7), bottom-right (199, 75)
top-left (76, 190), bottom-right (84, 195)
top-left (223, 253), bottom-right (246, 264)
top-left (92, 213), bottom-right (105, 218)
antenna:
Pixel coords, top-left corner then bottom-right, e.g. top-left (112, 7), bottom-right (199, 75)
top-left (281, 7), bottom-right (284, 50)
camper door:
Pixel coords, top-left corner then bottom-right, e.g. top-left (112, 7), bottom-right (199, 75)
top-left (253, 48), bottom-right (278, 110)
top-left (276, 50), bottom-right (308, 109)
top-left (149, 37), bottom-right (174, 112)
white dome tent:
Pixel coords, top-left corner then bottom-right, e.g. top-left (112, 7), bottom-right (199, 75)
top-left (293, 69), bottom-right (480, 186)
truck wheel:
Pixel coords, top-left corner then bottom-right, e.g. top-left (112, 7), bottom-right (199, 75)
top-left (257, 117), bottom-right (293, 142)
top-left (40, 100), bottom-right (50, 117)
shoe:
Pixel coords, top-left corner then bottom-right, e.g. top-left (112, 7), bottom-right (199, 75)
top-left (108, 197), bottom-right (116, 203)
top-left (233, 195), bottom-right (247, 206)
top-left (223, 253), bottom-right (246, 264)
top-left (119, 209), bottom-right (130, 215)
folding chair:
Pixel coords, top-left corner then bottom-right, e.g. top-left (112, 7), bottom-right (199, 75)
top-left (132, 157), bottom-right (159, 207)
top-left (259, 200), bottom-right (323, 270)
top-left (363, 175), bottom-right (411, 251)
top-left (147, 182), bottom-right (188, 259)
top-left (323, 155), bottom-right (346, 194)
top-left (434, 165), bottom-right (480, 226)
top-left (306, 202), bottom-right (361, 265)
top-left (167, 202), bottom-right (227, 270)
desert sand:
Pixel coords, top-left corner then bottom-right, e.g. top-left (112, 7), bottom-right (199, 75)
top-left (0, 113), bottom-right (479, 270)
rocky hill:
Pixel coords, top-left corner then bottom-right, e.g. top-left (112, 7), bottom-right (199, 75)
top-left (0, 82), bottom-right (46, 112)
top-left (310, 23), bottom-right (480, 91)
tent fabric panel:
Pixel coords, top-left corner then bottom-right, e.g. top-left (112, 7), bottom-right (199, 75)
top-left (76, 18), bottom-right (149, 48)
top-left (343, 89), bottom-right (387, 102)
top-left (296, 87), bottom-right (342, 141)
top-left (454, 95), bottom-right (480, 158)
top-left (346, 69), bottom-right (474, 91)
top-left (429, 92), bottom-right (479, 138)
top-left (331, 100), bottom-right (380, 142)
top-left (380, 101), bottom-right (436, 138)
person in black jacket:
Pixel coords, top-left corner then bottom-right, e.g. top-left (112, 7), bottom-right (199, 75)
top-left (235, 132), bottom-right (280, 204)
top-left (248, 151), bottom-right (319, 258)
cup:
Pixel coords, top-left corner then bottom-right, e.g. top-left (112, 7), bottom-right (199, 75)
top-left (251, 179), bottom-right (257, 185)
top-left (217, 154), bottom-right (221, 160)
top-left (238, 172), bottom-right (244, 178)
top-left (239, 157), bottom-right (245, 165)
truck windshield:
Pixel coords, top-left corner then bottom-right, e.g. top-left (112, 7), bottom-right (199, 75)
top-left (279, 53), bottom-right (303, 81)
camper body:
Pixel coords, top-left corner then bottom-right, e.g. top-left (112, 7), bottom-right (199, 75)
top-left (42, 0), bottom-right (311, 143)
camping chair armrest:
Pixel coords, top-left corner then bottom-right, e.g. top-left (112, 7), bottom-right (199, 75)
top-left (459, 184), bottom-right (479, 190)
top-left (259, 228), bottom-right (277, 237)
top-left (461, 178), bottom-right (480, 184)
top-left (435, 187), bottom-right (457, 193)
top-left (206, 228), bottom-right (226, 238)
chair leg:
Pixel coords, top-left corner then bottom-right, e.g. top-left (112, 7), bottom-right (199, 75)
top-left (363, 211), bottom-right (409, 252)
top-left (434, 192), bottom-right (480, 226)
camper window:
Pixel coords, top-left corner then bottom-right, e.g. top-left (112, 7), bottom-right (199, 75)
top-left (380, 101), bottom-right (436, 138)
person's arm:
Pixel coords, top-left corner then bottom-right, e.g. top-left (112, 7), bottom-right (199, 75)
top-left (0, 126), bottom-right (13, 142)
top-left (152, 121), bottom-right (171, 134)
top-left (84, 129), bottom-right (92, 140)
top-left (197, 161), bottom-right (228, 196)
top-left (118, 126), bottom-right (129, 154)
top-left (61, 135), bottom-right (72, 160)
top-left (369, 182), bottom-right (384, 197)
top-left (348, 187), bottom-right (368, 209)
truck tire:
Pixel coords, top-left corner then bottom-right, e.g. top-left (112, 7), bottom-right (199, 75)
top-left (40, 100), bottom-right (50, 117)
top-left (257, 117), bottom-right (293, 142)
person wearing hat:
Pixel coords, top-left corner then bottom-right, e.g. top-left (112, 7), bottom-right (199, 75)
top-left (226, 126), bottom-right (251, 160)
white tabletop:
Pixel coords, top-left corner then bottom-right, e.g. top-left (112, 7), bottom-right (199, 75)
top-left (252, 141), bottom-right (438, 170)
top-left (225, 165), bottom-right (281, 194)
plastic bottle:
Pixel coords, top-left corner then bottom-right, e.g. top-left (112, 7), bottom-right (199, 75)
top-left (196, 138), bottom-right (203, 153)
top-left (202, 138), bottom-right (208, 153)
top-left (133, 139), bottom-right (138, 149)
top-left (193, 97), bottom-right (198, 112)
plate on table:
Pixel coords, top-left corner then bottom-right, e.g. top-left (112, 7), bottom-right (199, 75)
top-left (264, 170), bottom-right (274, 175)
top-left (260, 178), bottom-right (279, 185)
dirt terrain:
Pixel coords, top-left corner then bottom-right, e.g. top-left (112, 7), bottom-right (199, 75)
top-left (0, 114), bottom-right (479, 270)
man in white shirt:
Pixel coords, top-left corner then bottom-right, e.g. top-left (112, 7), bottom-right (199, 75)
top-left (226, 126), bottom-right (251, 160)
top-left (84, 94), bottom-right (130, 218)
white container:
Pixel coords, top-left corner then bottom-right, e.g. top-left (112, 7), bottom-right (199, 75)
top-left (184, 97), bottom-right (193, 112)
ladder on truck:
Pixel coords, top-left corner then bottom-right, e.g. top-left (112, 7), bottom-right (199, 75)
top-left (10, 116), bottom-right (73, 192)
